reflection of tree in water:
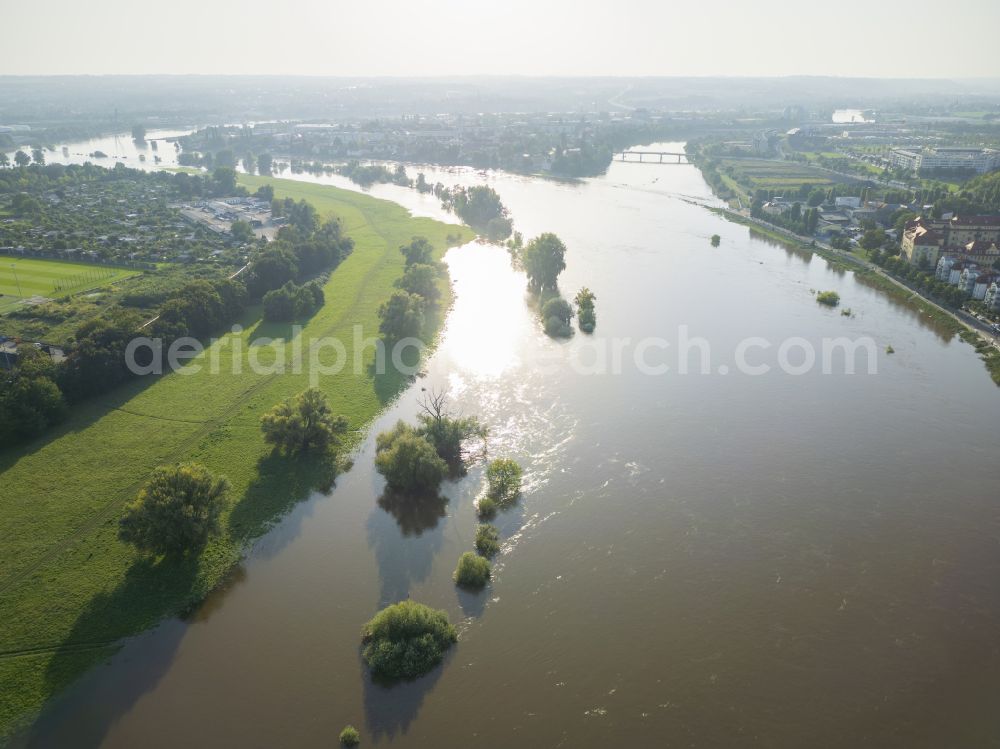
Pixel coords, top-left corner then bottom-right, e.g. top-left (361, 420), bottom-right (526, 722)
top-left (361, 654), bottom-right (448, 741)
top-left (377, 490), bottom-right (448, 537)
top-left (366, 492), bottom-right (447, 608)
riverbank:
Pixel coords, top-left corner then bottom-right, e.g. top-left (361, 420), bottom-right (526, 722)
top-left (711, 207), bottom-right (987, 334)
top-left (0, 176), bottom-right (472, 740)
top-left (711, 205), bottom-right (1000, 383)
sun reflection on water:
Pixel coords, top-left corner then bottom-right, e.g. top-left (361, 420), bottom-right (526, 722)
top-left (439, 243), bottom-right (530, 379)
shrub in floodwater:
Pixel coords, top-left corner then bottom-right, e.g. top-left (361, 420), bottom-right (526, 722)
top-left (477, 496), bottom-right (498, 519)
top-left (816, 290), bottom-right (840, 307)
top-left (474, 523), bottom-right (500, 557)
top-left (339, 725), bottom-right (360, 746)
top-left (486, 458), bottom-right (523, 506)
top-left (710, 234), bottom-right (721, 247)
top-left (415, 390), bottom-right (486, 473)
top-left (374, 421), bottom-right (448, 495)
top-left (574, 287), bottom-right (597, 333)
top-left (454, 551), bottom-right (491, 589)
top-left (542, 296), bottom-right (573, 338)
top-left (360, 600), bottom-right (457, 682)
top-left (886, 344), bottom-right (895, 354)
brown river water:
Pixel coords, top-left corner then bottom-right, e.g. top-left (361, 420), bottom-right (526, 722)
top-left (15, 143), bottom-right (1000, 748)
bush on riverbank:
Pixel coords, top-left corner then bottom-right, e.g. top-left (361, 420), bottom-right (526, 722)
top-left (260, 388), bottom-right (348, 455)
top-left (262, 280), bottom-right (324, 322)
top-left (118, 463), bottom-right (229, 556)
top-left (454, 551), bottom-right (491, 589)
top-left (378, 289), bottom-right (425, 341)
top-left (360, 600), bottom-right (457, 681)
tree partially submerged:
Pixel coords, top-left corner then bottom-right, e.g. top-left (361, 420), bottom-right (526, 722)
top-left (361, 600), bottom-right (457, 682)
top-left (339, 725), bottom-right (360, 747)
top-left (519, 232), bottom-right (567, 290)
top-left (454, 551), bottom-right (491, 589)
top-left (415, 390), bottom-right (486, 473)
top-left (260, 388), bottom-right (348, 455)
top-left (374, 421), bottom-right (448, 495)
top-left (541, 296), bottom-right (573, 338)
top-left (816, 290), bottom-right (841, 307)
top-left (474, 523), bottom-right (500, 557)
top-left (119, 463), bottom-right (229, 556)
top-left (486, 458), bottom-right (523, 506)
top-left (574, 287), bottom-right (597, 333)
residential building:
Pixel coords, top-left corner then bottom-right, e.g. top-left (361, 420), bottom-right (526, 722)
top-left (901, 215), bottom-right (1000, 266)
top-left (973, 274), bottom-right (997, 301)
top-left (936, 254), bottom-right (957, 281)
top-left (959, 266), bottom-right (982, 295)
top-left (984, 282), bottom-right (1000, 312)
top-left (889, 147), bottom-right (1000, 175)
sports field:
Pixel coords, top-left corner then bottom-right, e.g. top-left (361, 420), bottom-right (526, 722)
top-left (0, 175), bottom-right (472, 739)
top-left (0, 258), bottom-right (137, 312)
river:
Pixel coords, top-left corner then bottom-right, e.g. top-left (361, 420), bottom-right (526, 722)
top-left (13, 140), bottom-right (1000, 748)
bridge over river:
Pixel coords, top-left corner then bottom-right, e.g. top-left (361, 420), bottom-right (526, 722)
top-left (617, 150), bottom-right (690, 164)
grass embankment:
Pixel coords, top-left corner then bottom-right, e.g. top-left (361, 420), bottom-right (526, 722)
top-left (960, 329), bottom-right (1000, 384)
top-left (0, 258), bottom-right (138, 314)
top-left (0, 175), bottom-right (472, 739)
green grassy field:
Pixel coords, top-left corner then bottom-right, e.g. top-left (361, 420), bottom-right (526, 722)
top-left (0, 259), bottom-right (138, 314)
top-left (719, 158), bottom-right (845, 193)
top-left (0, 175), bottom-right (473, 739)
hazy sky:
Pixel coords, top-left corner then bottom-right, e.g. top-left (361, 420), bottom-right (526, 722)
top-left (3, 0), bottom-right (998, 78)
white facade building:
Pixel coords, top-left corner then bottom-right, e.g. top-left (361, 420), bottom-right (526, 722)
top-left (890, 147), bottom-right (1000, 175)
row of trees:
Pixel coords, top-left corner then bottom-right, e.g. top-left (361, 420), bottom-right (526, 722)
top-left (245, 205), bottom-right (353, 299)
top-left (263, 280), bottom-right (324, 322)
top-left (333, 165), bottom-right (515, 243)
top-left (0, 149), bottom-right (46, 169)
top-left (0, 346), bottom-right (67, 446)
top-left (444, 185), bottom-right (512, 241)
top-left (377, 237), bottom-right (446, 341)
top-left (177, 149), bottom-right (276, 177)
top-left (2, 199), bottom-right (352, 448)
